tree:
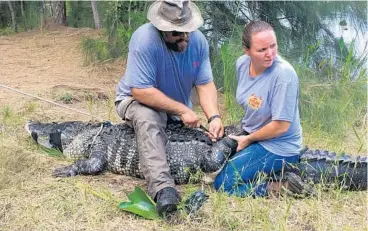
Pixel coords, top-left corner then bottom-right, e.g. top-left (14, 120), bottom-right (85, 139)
top-left (91, 0), bottom-right (101, 29)
top-left (51, 1), bottom-right (66, 26)
top-left (200, 1), bottom-right (367, 71)
top-left (7, 1), bottom-right (17, 32)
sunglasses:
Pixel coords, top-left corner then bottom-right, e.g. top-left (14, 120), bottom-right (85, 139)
top-left (170, 31), bottom-right (189, 37)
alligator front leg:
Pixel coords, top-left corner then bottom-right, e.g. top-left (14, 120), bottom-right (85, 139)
top-left (53, 138), bottom-right (107, 177)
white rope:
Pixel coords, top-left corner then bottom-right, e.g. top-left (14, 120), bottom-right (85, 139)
top-left (88, 123), bottom-right (105, 158)
top-left (0, 83), bottom-right (104, 121)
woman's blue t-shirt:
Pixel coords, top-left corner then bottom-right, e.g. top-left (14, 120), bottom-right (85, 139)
top-left (236, 55), bottom-right (302, 156)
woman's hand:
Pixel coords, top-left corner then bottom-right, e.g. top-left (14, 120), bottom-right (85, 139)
top-left (228, 135), bottom-right (254, 152)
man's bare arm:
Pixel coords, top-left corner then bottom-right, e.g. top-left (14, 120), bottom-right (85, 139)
top-left (195, 82), bottom-right (220, 118)
top-left (131, 87), bottom-right (199, 127)
top-left (196, 82), bottom-right (224, 138)
top-left (132, 87), bottom-right (187, 115)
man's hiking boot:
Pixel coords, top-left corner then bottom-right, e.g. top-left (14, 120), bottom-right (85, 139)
top-left (155, 187), bottom-right (181, 218)
top-left (284, 172), bottom-right (316, 196)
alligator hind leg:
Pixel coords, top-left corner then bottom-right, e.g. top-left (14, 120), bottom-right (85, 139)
top-left (53, 138), bottom-right (107, 177)
top-left (53, 164), bottom-right (79, 177)
top-left (52, 157), bottom-right (107, 177)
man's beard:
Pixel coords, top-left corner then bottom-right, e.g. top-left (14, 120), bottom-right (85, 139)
top-left (165, 39), bottom-right (189, 52)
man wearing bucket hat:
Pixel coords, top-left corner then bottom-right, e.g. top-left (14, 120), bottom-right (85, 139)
top-left (115, 0), bottom-right (223, 217)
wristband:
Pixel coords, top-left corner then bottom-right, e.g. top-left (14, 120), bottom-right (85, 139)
top-left (207, 114), bottom-right (221, 124)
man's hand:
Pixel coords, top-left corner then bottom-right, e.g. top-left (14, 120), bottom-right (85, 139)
top-left (207, 118), bottom-right (224, 141)
top-left (180, 110), bottom-right (200, 128)
top-left (228, 135), bottom-right (253, 152)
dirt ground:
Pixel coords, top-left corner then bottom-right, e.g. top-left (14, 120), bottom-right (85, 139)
top-left (0, 25), bottom-right (124, 122)
top-left (0, 26), bottom-right (151, 192)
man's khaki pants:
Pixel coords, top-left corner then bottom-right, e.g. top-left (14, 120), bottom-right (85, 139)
top-left (116, 97), bottom-right (175, 199)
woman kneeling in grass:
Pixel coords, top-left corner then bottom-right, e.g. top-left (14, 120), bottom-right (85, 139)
top-left (214, 20), bottom-right (310, 197)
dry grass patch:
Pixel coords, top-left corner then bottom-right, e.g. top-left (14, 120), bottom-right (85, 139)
top-left (0, 118), bottom-right (367, 231)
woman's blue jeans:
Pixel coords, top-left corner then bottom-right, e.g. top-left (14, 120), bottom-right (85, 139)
top-left (214, 143), bottom-right (300, 197)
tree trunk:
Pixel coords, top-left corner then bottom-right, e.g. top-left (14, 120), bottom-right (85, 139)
top-left (7, 1), bottom-right (18, 32)
top-left (39, 1), bottom-right (46, 30)
top-left (20, 1), bottom-right (25, 17)
top-left (91, 0), bottom-right (101, 29)
top-left (128, 1), bottom-right (132, 27)
top-left (21, 1), bottom-right (28, 30)
top-left (51, 1), bottom-right (67, 26)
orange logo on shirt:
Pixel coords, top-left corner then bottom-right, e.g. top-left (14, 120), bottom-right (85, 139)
top-left (248, 94), bottom-right (262, 110)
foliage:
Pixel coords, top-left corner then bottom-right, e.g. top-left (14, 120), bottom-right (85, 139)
top-left (0, 1), bottom-right (43, 32)
top-left (78, 182), bottom-right (159, 220)
top-left (200, 1), bottom-right (367, 74)
top-left (66, 1), bottom-right (94, 28)
top-left (58, 92), bottom-right (73, 104)
top-left (81, 37), bottom-right (109, 64)
top-left (39, 146), bottom-right (64, 157)
top-left (0, 27), bottom-right (15, 36)
top-left (1, 1), bottom-right (366, 68)
top-left (80, 1), bottom-right (148, 63)
top-left (80, 23), bottom-right (133, 64)
top-left (297, 62), bottom-right (366, 151)
top-left (2, 105), bottom-right (12, 121)
top-left (76, 182), bottom-right (159, 219)
top-left (118, 186), bottom-right (159, 220)
top-left (215, 40), bottom-right (244, 124)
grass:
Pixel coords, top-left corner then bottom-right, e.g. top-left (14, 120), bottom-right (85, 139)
top-left (80, 23), bottom-right (136, 65)
top-left (0, 27), bottom-right (15, 36)
top-left (0, 93), bottom-right (367, 230)
top-left (58, 92), bottom-right (74, 104)
top-left (296, 50), bottom-right (367, 153)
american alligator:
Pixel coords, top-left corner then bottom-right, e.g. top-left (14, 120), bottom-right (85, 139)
top-left (25, 120), bottom-right (367, 191)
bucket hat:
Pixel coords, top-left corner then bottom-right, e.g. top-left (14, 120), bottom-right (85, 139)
top-left (147, 0), bottom-right (204, 32)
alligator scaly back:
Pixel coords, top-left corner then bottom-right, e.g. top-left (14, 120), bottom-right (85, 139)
top-left (25, 120), bottom-right (233, 184)
top-left (25, 120), bottom-right (367, 191)
top-left (291, 149), bottom-right (367, 190)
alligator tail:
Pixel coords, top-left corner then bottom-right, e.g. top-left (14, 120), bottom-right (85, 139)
top-left (291, 148), bottom-right (367, 190)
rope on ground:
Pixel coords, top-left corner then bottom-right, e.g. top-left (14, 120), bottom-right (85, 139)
top-left (0, 83), bottom-right (105, 121)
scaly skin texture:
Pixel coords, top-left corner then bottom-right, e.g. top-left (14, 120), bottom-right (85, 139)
top-left (26, 121), bottom-right (234, 184)
top-left (292, 149), bottom-right (367, 190)
top-left (25, 121), bottom-right (367, 190)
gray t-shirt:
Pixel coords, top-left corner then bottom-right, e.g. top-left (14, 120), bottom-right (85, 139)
top-left (115, 23), bottom-right (213, 108)
top-left (236, 55), bottom-right (302, 156)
